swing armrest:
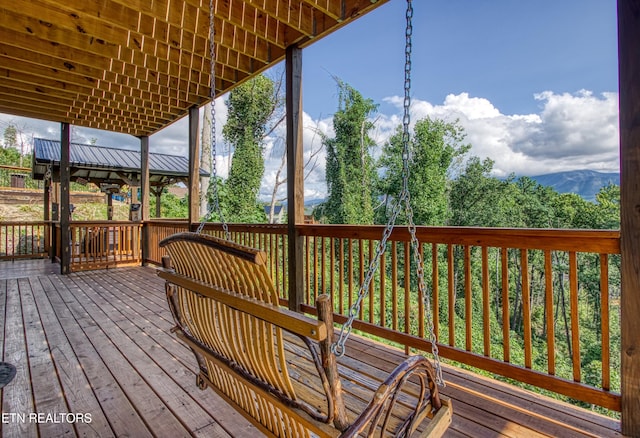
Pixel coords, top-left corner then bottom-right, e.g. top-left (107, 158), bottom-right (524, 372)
top-left (340, 355), bottom-right (451, 438)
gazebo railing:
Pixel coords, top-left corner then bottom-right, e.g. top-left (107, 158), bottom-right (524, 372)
top-left (0, 221), bottom-right (50, 260)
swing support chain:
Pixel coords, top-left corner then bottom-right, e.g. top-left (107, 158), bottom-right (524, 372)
top-left (196, 0), bottom-right (230, 241)
top-left (331, 0), bottom-right (444, 386)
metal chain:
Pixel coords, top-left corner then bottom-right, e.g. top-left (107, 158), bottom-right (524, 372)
top-left (332, 0), bottom-right (444, 386)
top-left (197, 0), bottom-right (230, 240)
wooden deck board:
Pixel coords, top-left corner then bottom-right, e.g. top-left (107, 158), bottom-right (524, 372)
top-left (39, 275), bottom-right (154, 438)
top-left (29, 275), bottom-right (115, 437)
top-left (19, 277), bottom-right (75, 438)
top-left (2, 278), bottom-right (37, 438)
top-left (0, 260), bottom-right (624, 437)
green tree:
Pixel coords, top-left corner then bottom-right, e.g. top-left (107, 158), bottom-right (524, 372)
top-left (323, 80), bottom-right (378, 224)
top-left (222, 75), bottom-right (276, 223)
top-left (593, 183), bottom-right (620, 229)
top-left (449, 157), bottom-right (511, 227)
top-left (377, 117), bottom-right (470, 226)
top-left (3, 124), bottom-right (18, 149)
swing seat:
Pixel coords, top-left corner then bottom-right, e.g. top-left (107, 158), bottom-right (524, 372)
top-left (158, 232), bottom-right (452, 437)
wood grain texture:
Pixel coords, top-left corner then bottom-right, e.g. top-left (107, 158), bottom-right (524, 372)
top-left (0, 0), bottom-right (390, 136)
top-left (0, 260), bottom-right (624, 437)
top-left (618, 0), bottom-right (640, 434)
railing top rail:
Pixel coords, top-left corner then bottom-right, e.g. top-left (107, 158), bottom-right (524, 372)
top-left (297, 224), bottom-right (620, 254)
top-left (0, 221), bottom-right (51, 226)
top-left (69, 221), bottom-right (143, 226)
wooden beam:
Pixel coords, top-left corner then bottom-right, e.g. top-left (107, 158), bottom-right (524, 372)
top-left (140, 137), bottom-right (150, 221)
top-left (286, 45), bottom-right (304, 312)
top-left (619, 0), bottom-right (640, 434)
top-left (59, 123), bottom-right (71, 275)
top-left (188, 106), bottom-right (200, 227)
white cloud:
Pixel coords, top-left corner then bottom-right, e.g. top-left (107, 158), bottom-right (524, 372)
top-left (383, 90), bottom-right (619, 177)
top-left (1, 89), bottom-right (620, 203)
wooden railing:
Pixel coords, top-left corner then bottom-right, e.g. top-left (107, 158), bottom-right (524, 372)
top-left (56, 221), bottom-right (142, 271)
top-left (0, 221), bottom-right (50, 260)
top-left (144, 220), bottom-right (190, 265)
top-left (144, 221), bottom-right (621, 411)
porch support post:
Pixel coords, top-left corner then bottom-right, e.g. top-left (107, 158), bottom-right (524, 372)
top-left (59, 123), bottom-right (71, 275)
top-left (140, 136), bottom-right (150, 264)
top-left (286, 45), bottom-right (304, 312)
top-left (619, 0), bottom-right (640, 434)
top-left (44, 177), bottom-right (51, 258)
top-left (188, 105), bottom-right (201, 229)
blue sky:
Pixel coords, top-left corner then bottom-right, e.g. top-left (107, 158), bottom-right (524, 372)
top-left (303, 0), bottom-right (617, 118)
top-left (0, 0), bottom-right (620, 200)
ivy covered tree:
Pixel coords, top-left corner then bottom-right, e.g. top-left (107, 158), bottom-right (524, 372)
top-left (377, 117), bottom-right (470, 226)
top-left (222, 75), bottom-right (277, 222)
top-left (322, 80), bottom-right (378, 224)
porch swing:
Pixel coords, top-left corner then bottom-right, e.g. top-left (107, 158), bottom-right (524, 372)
top-left (158, 1), bottom-right (452, 436)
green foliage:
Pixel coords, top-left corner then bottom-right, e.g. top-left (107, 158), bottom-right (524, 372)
top-left (322, 79), bottom-right (378, 224)
top-left (221, 75), bottom-right (274, 223)
top-left (3, 125), bottom-right (18, 149)
top-left (150, 192), bottom-right (188, 218)
top-left (377, 117), bottom-right (470, 225)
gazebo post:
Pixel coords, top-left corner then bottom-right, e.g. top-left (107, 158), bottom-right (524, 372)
top-left (286, 45), bottom-right (304, 312)
top-left (59, 123), bottom-right (71, 275)
top-left (618, 0), bottom-right (640, 434)
top-left (44, 176), bottom-right (51, 258)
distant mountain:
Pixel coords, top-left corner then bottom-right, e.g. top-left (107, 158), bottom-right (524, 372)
top-left (528, 170), bottom-right (619, 202)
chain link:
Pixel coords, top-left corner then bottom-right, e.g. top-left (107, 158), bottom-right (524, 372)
top-left (332, 0), bottom-right (444, 386)
top-left (197, 0), bottom-right (230, 240)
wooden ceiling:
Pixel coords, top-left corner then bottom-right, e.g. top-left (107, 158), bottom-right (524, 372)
top-left (0, 0), bottom-right (388, 137)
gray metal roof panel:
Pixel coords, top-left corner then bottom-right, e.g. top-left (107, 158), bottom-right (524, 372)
top-left (33, 138), bottom-right (207, 177)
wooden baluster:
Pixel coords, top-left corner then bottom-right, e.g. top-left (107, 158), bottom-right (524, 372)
top-left (482, 246), bottom-right (490, 357)
top-left (432, 243), bottom-right (439, 341)
top-left (569, 251), bottom-right (580, 382)
top-left (600, 254), bottom-right (610, 391)
top-left (522, 249), bottom-right (532, 369)
top-left (448, 244), bottom-right (455, 347)
top-left (348, 239), bottom-right (354, 313)
top-left (569, 251), bottom-right (581, 382)
top-left (359, 239), bottom-right (364, 321)
top-left (418, 242), bottom-right (425, 339)
top-left (339, 239), bottom-right (345, 315)
top-left (380, 251), bottom-right (386, 328)
top-left (465, 245), bottom-right (472, 352)
top-left (545, 250), bottom-right (555, 375)
top-left (368, 240), bottom-right (374, 323)
top-left (502, 247), bottom-right (510, 363)
top-left (392, 241), bottom-right (398, 332)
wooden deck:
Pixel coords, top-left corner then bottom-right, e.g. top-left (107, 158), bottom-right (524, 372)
top-left (0, 260), bottom-right (624, 437)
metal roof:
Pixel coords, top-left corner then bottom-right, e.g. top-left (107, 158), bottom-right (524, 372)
top-left (32, 138), bottom-right (207, 187)
top-left (0, 0), bottom-right (388, 137)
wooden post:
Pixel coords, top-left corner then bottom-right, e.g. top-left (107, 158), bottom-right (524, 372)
top-left (59, 123), bottom-right (71, 275)
top-left (44, 177), bottom-right (51, 258)
top-left (619, 0), bottom-right (640, 434)
top-left (107, 193), bottom-right (113, 220)
top-left (140, 136), bottom-right (150, 265)
top-left (43, 177), bottom-right (50, 221)
top-left (286, 45), bottom-right (305, 312)
top-left (155, 189), bottom-right (162, 218)
top-left (317, 295), bottom-right (349, 430)
top-left (188, 105), bottom-right (201, 229)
